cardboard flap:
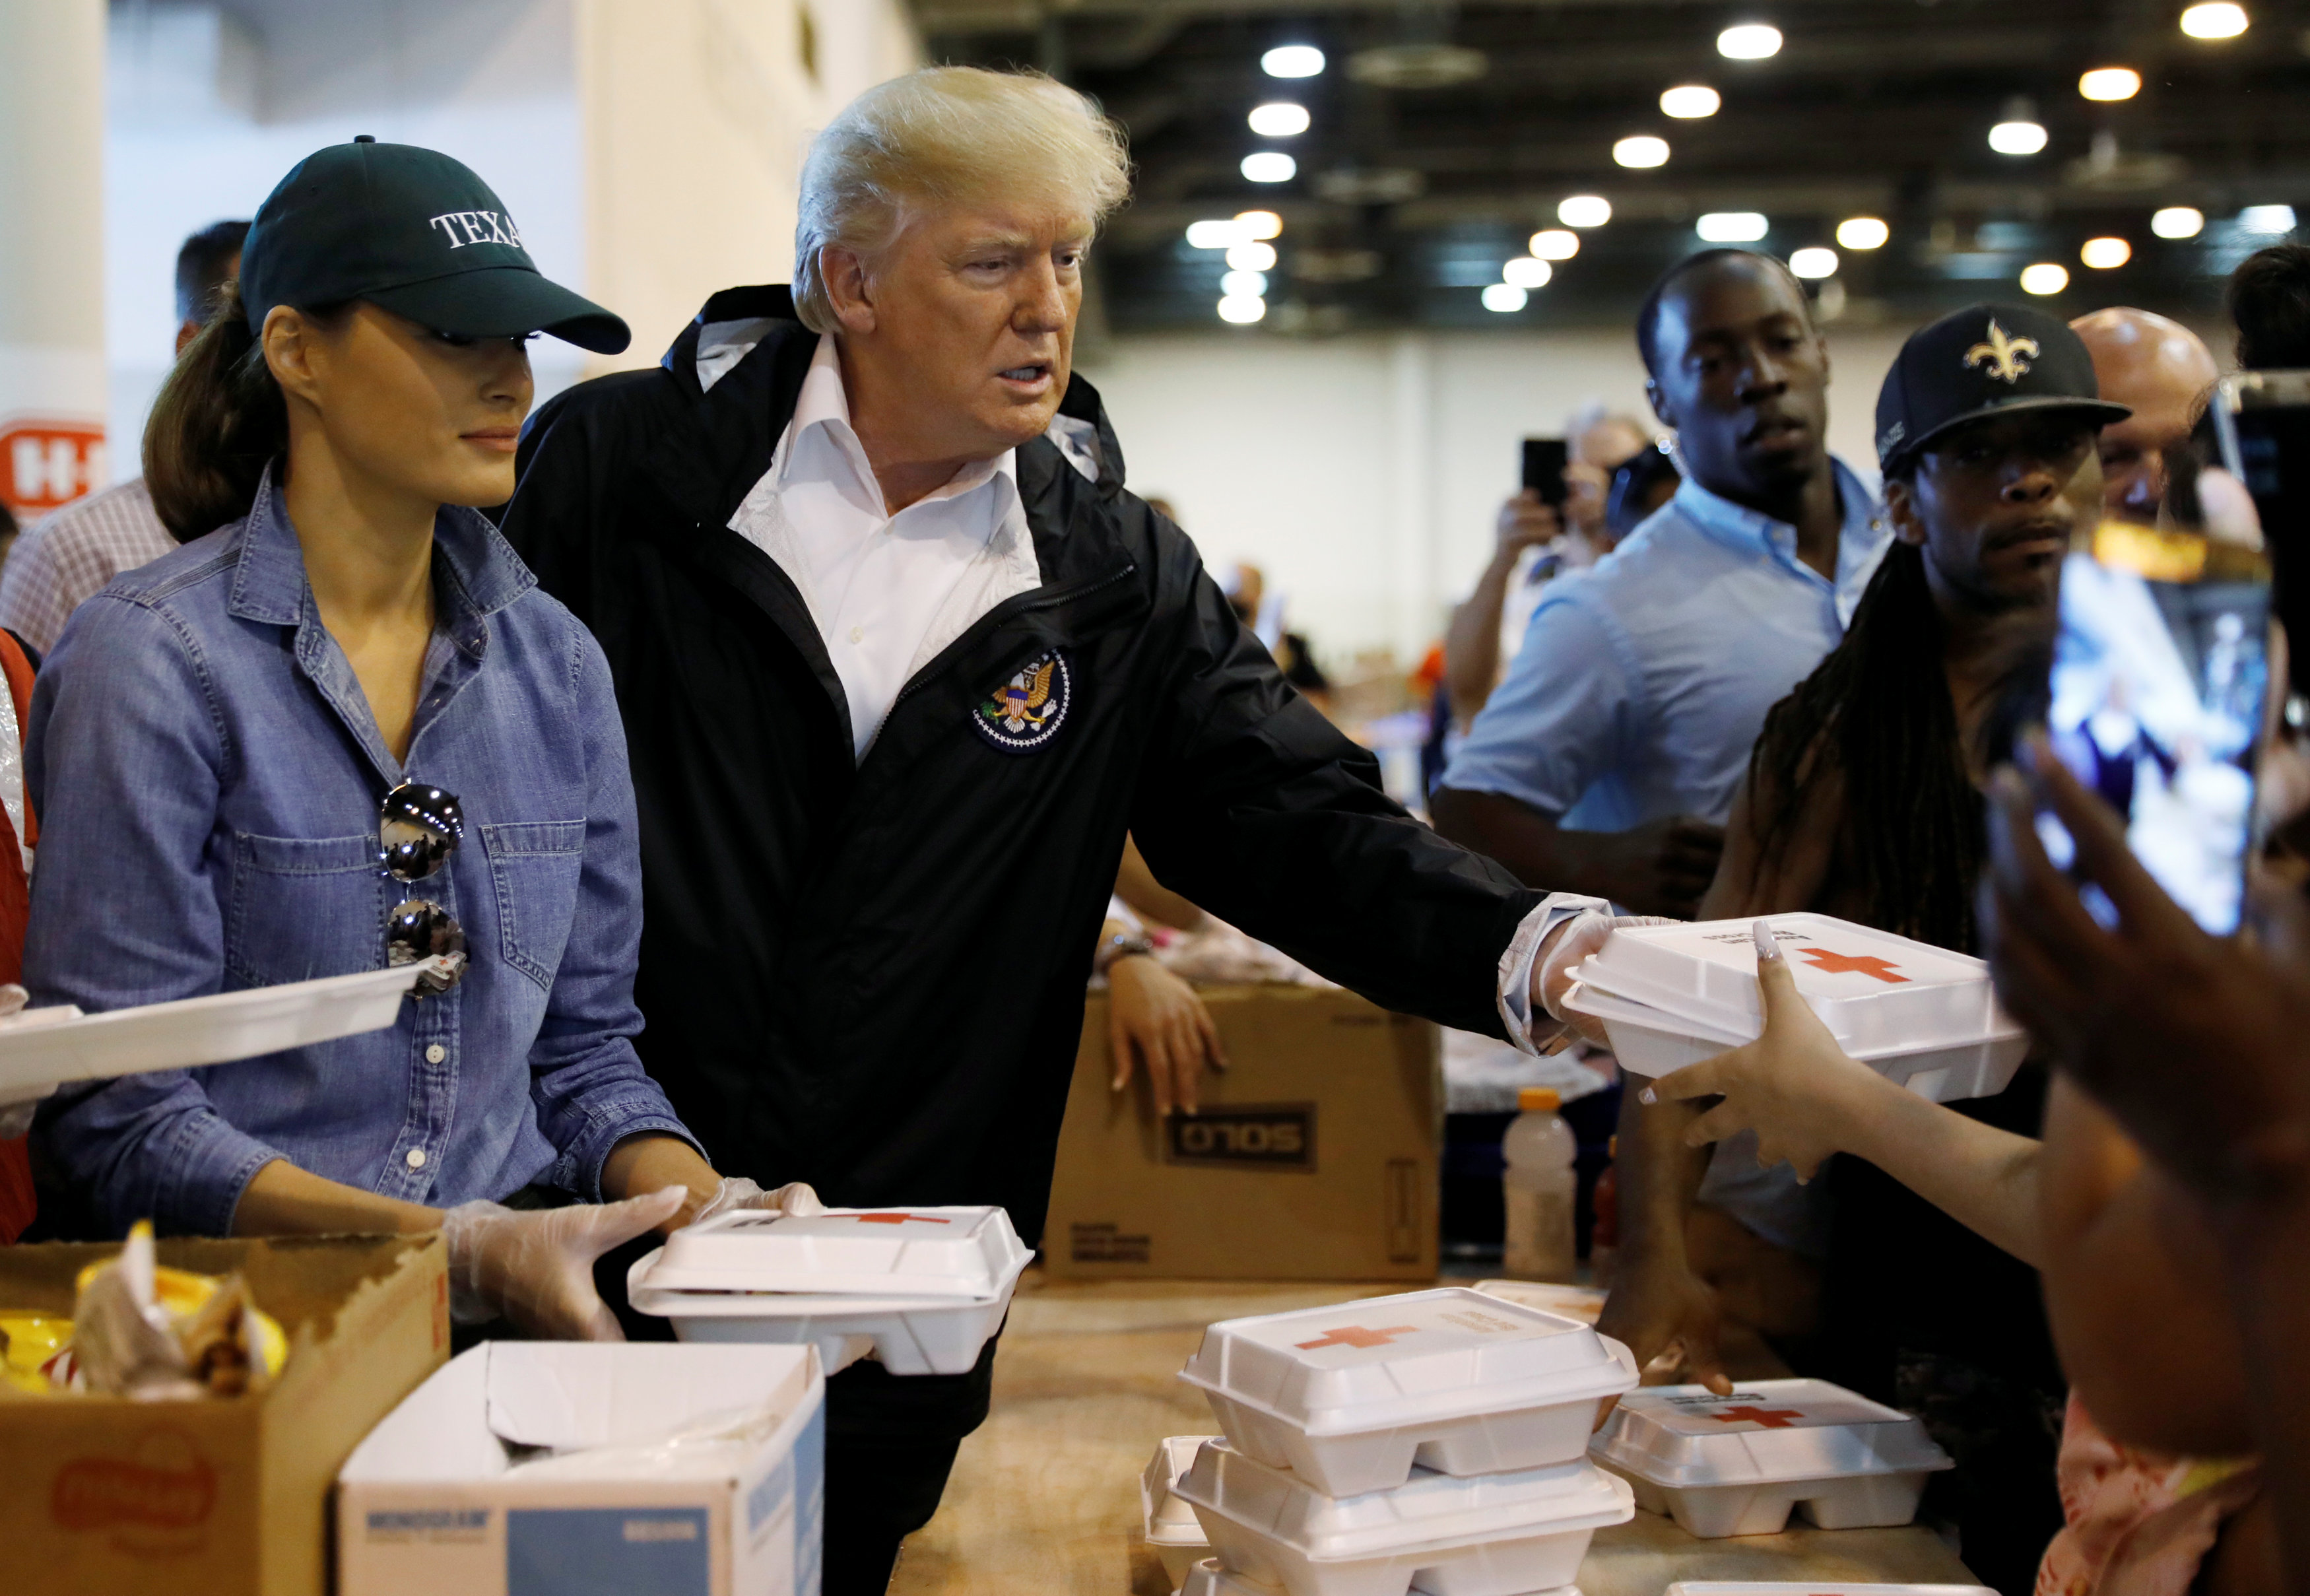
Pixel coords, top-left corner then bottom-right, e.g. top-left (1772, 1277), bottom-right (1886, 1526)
top-left (486, 1345), bottom-right (592, 1450)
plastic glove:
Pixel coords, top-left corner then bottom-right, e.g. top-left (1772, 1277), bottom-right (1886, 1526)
top-left (442, 1186), bottom-right (686, 1340)
top-left (1534, 910), bottom-right (1677, 1038)
top-left (692, 1177), bottom-right (827, 1226)
top-left (0, 1084), bottom-right (50, 1141)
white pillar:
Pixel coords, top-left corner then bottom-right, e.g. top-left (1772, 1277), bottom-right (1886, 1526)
top-left (0, 0), bottom-right (106, 523)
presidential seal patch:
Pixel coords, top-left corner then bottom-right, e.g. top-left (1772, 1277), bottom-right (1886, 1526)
top-left (974, 649), bottom-right (1071, 752)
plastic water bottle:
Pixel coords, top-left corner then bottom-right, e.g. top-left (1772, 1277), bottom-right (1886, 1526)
top-left (1502, 1086), bottom-right (1578, 1282)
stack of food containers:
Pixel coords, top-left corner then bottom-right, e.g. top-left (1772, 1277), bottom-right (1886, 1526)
top-left (1168, 1286), bottom-right (1637, 1596)
top-left (1589, 1380), bottom-right (1954, 1538)
top-left (624, 1205), bottom-right (1030, 1375)
top-left (1143, 1436), bottom-right (1221, 1586)
top-left (1561, 914), bottom-right (2028, 1102)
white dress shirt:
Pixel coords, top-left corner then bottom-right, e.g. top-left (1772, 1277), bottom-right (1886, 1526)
top-left (727, 333), bottom-right (1043, 760)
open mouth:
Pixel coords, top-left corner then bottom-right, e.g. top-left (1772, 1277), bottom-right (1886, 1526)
top-left (997, 362), bottom-right (1053, 386)
top-left (1743, 415), bottom-right (1807, 448)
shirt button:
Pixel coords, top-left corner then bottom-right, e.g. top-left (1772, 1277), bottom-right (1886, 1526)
top-left (425, 1044), bottom-right (447, 1064)
top-left (405, 1148), bottom-right (428, 1170)
top-left (848, 625), bottom-right (863, 644)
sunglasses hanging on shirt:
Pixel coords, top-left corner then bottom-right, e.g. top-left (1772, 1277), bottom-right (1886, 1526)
top-left (380, 781), bottom-right (468, 995)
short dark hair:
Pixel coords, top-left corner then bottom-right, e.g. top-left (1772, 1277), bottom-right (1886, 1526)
top-left (1635, 248), bottom-right (1811, 375)
top-left (2230, 243), bottom-right (2310, 371)
top-left (174, 219), bottom-right (252, 325)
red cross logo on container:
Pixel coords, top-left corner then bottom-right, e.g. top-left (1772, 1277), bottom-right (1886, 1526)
top-left (1795, 947), bottom-right (1909, 983)
top-left (1294, 1324), bottom-right (1419, 1351)
top-left (1707, 1405), bottom-right (1806, 1428)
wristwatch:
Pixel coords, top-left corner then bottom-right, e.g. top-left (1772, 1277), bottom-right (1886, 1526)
top-left (1094, 929), bottom-right (1158, 977)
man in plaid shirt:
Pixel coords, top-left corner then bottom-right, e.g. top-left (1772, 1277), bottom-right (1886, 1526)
top-left (0, 220), bottom-right (246, 653)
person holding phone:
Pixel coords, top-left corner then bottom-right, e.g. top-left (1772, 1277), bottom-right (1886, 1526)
top-left (1441, 411), bottom-right (1649, 727)
top-left (24, 140), bottom-right (785, 1338)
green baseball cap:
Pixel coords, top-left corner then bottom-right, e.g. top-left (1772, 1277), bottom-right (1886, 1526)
top-left (238, 137), bottom-right (629, 354)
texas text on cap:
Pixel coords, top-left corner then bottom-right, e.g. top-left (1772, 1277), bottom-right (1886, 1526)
top-left (238, 136), bottom-right (630, 354)
top-left (1874, 302), bottom-right (2128, 472)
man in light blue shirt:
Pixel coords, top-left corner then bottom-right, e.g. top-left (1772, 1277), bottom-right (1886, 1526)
top-left (1432, 249), bottom-right (1889, 1380)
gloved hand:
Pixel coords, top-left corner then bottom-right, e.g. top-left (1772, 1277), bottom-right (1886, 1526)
top-left (441, 1186), bottom-right (686, 1340)
top-left (1534, 909), bottom-right (1678, 1040)
top-left (692, 1177), bottom-right (828, 1226)
top-left (0, 1084), bottom-right (50, 1142)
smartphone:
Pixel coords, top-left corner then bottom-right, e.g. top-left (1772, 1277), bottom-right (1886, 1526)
top-left (1521, 437), bottom-right (1569, 507)
top-left (2038, 377), bottom-right (2278, 934)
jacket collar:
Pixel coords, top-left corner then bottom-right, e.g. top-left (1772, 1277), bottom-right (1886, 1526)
top-left (644, 284), bottom-right (1131, 535)
top-left (226, 462), bottom-right (535, 655)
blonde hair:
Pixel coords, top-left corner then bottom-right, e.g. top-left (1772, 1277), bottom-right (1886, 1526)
top-left (792, 67), bottom-right (1132, 333)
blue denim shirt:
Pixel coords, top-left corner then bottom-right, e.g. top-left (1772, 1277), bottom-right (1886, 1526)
top-left (25, 473), bottom-right (696, 1236)
top-left (1443, 459), bottom-right (1890, 832)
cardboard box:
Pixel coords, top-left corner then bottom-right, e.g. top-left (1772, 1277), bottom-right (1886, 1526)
top-left (0, 1232), bottom-right (448, 1596)
top-left (1045, 985), bottom-right (1441, 1281)
top-left (339, 1343), bottom-right (824, 1596)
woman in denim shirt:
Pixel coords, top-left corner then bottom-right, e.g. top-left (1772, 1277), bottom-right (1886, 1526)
top-left (24, 143), bottom-right (800, 1337)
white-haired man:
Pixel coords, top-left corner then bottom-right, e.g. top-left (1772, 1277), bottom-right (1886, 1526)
top-left (506, 67), bottom-right (1615, 1588)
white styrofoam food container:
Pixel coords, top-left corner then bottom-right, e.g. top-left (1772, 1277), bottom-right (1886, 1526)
top-left (1584, 914), bottom-right (2021, 1051)
top-left (1589, 1378), bottom-right (1952, 1539)
top-left (339, 1341), bottom-right (824, 1596)
top-left (1469, 1280), bottom-right (1604, 1325)
top-left (640, 1205), bottom-right (1028, 1300)
top-left (1177, 1287), bottom-right (1638, 1497)
top-left (1666, 1585), bottom-right (1994, 1596)
top-left (1144, 1436), bottom-right (1221, 1587)
top-left (1173, 1440), bottom-right (1630, 1596)
top-left (0, 960), bottom-right (445, 1102)
top-left (626, 1249), bottom-right (1028, 1376)
top-left (1562, 980), bottom-right (2029, 1102)
top-left (1181, 1560), bottom-right (1290, 1596)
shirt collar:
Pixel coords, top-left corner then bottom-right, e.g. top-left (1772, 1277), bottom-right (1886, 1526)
top-left (774, 332), bottom-right (1019, 512)
top-left (226, 462), bottom-right (535, 653)
top-left (1668, 456), bottom-right (1888, 612)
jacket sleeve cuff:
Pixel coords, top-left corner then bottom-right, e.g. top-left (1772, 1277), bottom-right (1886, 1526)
top-left (1496, 893), bottom-right (1612, 1057)
top-left (166, 1111), bottom-right (290, 1239)
top-left (558, 1106), bottom-right (706, 1202)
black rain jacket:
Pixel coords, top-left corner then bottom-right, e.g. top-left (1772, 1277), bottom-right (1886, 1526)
top-left (502, 286), bottom-right (1544, 1244)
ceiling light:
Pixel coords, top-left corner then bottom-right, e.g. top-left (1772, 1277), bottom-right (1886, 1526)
top-left (1262, 44), bottom-right (1325, 78)
top-left (2151, 205), bottom-right (2205, 238)
top-left (1226, 240), bottom-right (1278, 271)
top-left (1613, 135), bottom-right (1670, 168)
top-left (1558, 194), bottom-right (1612, 228)
top-left (1234, 210), bottom-right (1283, 240)
top-left (1990, 119), bottom-right (2049, 156)
top-left (1502, 257), bottom-right (1554, 288)
top-left (1241, 152), bottom-right (1297, 183)
top-left (1717, 23), bottom-right (1783, 59)
top-left (2180, 4), bottom-right (2250, 40)
top-left (1527, 228), bottom-right (1580, 260)
top-left (1789, 246), bottom-right (1839, 278)
top-left (2080, 236), bottom-right (2132, 269)
top-left (1696, 211), bottom-right (1769, 242)
top-left (1660, 84), bottom-right (1721, 118)
top-left (2078, 67), bottom-right (2142, 100)
top-left (1185, 219), bottom-right (1243, 249)
top-left (1218, 294), bottom-right (1268, 324)
top-left (1248, 103), bottom-right (1310, 137)
top-left (1221, 269), bottom-right (1269, 298)
top-left (1481, 283), bottom-right (1529, 313)
top-left (1836, 215), bottom-right (1890, 249)
top-left (2020, 262), bottom-right (2070, 295)
top-left (2240, 203), bottom-right (2297, 233)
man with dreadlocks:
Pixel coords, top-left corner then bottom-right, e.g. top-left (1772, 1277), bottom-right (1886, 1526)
top-left (1640, 304), bottom-right (2127, 1590)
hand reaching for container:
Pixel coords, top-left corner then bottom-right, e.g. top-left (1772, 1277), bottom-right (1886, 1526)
top-left (1645, 921), bottom-right (1890, 1183)
top-left (1595, 1251), bottom-right (1731, 1395)
top-left (692, 1176), bottom-right (827, 1225)
top-left (1109, 952), bottom-right (1227, 1115)
top-left (441, 1185), bottom-right (686, 1341)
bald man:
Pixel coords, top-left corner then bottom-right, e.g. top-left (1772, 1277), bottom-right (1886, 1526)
top-left (2069, 307), bottom-right (2218, 526)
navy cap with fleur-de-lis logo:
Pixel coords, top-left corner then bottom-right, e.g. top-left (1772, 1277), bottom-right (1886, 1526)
top-left (1874, 302), bottom-right (2128, 473)
top-left (238, 137), bottom-right (629, 353)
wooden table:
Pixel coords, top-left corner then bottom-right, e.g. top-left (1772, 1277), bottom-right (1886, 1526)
top-left (887, 1274), bottom-right (1980, 1595)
